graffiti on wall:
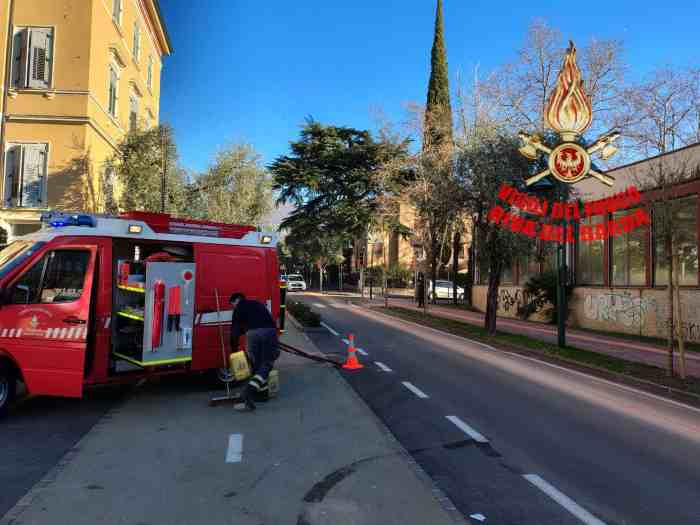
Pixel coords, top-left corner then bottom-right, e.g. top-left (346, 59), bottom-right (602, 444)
top-left (654, 294), bottom-right (700, 342)
top-left (583, 292), bottom-right (657, 328)
top-left (498, 288), bottom-right (526, 313)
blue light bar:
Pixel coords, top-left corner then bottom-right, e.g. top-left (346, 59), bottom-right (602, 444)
top-left (41, 212), bottom-right (96, 228)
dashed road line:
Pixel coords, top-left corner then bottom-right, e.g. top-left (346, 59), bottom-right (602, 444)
top-left (312, 302), bottom-right (327, 308)
top-left (374, 361), bottom-right (392, 372)
top-left (226, 434), bottom-right (243, 463)
top-left (402, 381), bottom-right (429, 398)
top-left (523, 474), bottom-right (606, 525)
top-left (445, 415), bottom-right (488, 443)
top-left (320, 322), bottom-right (339, 336)
top-left (342, 338), bottom-right (368, 355)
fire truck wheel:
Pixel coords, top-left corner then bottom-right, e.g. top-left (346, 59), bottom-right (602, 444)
top-left (0, 361), bottom-right (17, 418)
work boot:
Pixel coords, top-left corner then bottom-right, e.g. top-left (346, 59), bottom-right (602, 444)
top-left (251, 389), bottom-right (269, 403)
top-left (233, 386), bottom-right (256, 412)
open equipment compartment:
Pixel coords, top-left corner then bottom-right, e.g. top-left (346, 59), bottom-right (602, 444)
top-left (111, 243), bottom-right (196, 368)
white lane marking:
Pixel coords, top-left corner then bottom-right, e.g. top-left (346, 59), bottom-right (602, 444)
top-left (320, 322), bottom-right (339, 336)
top-left (104, 316), bottom-right (111, 328)
top-left (226, 434), bottom-right (243, 463)
top-left (364, 307), bottom-right (700, 416)
top-left (445, 415), bottom-right (488, 443)
top-left (469, 514), bottom-right (486, 522)
top-left (15, 329), bottom-right (22, 337)
top-left (356, 348), bottom-right (368, 356)
top-left (402, 381), bottom-right (429, 398)
top-left (523, 474), bottom-right (606, 525)
top-left (375, 361), bottom-right (392, 372)
top-left (312, 303), bottom-right (327, 308)
top-left (342, 338), bottom-right (349, 345)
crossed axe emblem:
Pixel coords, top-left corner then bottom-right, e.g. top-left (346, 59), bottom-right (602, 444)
top-left (519, 131), bottom-right (619, 187)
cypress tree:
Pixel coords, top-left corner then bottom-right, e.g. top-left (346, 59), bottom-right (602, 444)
top-left (424, 0), bottom-right (452, 147)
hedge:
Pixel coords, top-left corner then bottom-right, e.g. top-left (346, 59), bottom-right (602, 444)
top-left (287, 300), bottom-right (322, 327)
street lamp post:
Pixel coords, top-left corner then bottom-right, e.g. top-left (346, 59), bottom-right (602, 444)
top-left (369, 243), bottom-right (374, 300)
top-left (556, 223), bottom-right (567, 348)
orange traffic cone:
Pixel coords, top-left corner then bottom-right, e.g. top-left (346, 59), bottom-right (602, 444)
top-left (342, 334), bottom-right (364, 370)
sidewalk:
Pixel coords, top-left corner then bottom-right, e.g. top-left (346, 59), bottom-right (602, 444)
top-left (357, 295), bottom-right (700, 378)
top-left (1, 320), bottom-right (460, 525)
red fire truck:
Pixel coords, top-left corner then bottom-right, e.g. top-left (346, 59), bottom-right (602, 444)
top-left (0, 211), bottom-right (280, 417)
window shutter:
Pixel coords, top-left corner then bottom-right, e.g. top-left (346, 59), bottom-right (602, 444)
top-left (133, 23), bottom-right (140, 60)
top-left (28, 28), bottom-right (52, 89)
top-left (4, 146), bottom-right (22, 207)
top-left (112, 0), bottom-right (122, 23)
top-left (129, 96), bottom-right (138, 130)
top-left (12, 29), bottom-right (29, 88)
top-left (20, 144), bottom-right (48, 208)
top-left (109, 66), bottom-right (118, 116)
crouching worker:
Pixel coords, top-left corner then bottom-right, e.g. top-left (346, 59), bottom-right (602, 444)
top-left (229, 292), bottom-right (280, 411)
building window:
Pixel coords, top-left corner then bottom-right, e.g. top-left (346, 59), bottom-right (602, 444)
top-left (611, 208), bottom-right (648, 286)
top-left (108, 65), bottom-right (119, 117)
top-left (11, 27), bottom-right (53, 89)
top-left (577, 215), bottom-right (605, 285)
top-left (654, 196), bottom-right (699, 286)
top-left (3, 143), bottom-right (49, 209)
top-left (112, 0), bottom-right (123, 25)
top-left (517, 254), bottom-right (539, 285)
top-left (129, 95), bottom-right (138, 131)
top-left (132, 22), bottom-right (141, 62)
top-left (103, 165), bottom-right (116, 211)
top-left (501, 262), bottom-right (514, 284)
top-left (147, 55), bottom-right (153, 90)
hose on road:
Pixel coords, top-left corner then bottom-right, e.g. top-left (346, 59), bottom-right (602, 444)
top-left (278, 341), bottom-right (343, 368)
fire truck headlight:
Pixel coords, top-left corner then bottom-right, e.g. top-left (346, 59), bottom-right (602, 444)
top-left (128, 224), bottom-right (143, 234)
top-left (260, 235), bottom-right (273, 244)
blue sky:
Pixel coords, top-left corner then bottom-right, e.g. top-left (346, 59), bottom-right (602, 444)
top-left (158, 1), bottom-right (699, 174)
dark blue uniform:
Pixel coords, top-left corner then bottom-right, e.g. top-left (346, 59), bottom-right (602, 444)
top-left (230, 299), bottom-right (279, 398)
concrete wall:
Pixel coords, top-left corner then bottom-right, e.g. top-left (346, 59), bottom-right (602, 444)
top-left (472, 284), bottom-right (700, 343)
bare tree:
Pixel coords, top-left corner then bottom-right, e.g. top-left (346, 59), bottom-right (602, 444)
top-left (632, 151), bottom-right (700, 378)
top-left (480, 20), bottom-right (626, 142)
top-left (621, 66), bottom-right (700, 158)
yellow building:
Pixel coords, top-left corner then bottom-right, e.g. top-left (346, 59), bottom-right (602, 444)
top-left (0, 0), bottom-right (171, 242)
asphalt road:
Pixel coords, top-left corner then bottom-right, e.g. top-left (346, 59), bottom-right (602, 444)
top-left (0, 385), bottom-right (128, 517)
top-left (298, 293), bottom-right (700, 525)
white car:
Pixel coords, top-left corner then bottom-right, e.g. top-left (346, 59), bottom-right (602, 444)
top-left (285, 274), bottom-right (307, 292)
top-left (428, 280), bottom-right (465, 301)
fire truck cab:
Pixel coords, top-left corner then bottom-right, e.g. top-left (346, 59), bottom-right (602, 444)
top-left (0, 211), bottom-right (279, 417)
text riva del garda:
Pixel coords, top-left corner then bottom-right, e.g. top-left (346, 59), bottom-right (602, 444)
top-left (488, 184), bottom-right (650, 244)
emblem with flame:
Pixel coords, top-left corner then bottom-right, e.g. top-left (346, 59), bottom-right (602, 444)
top-left (519, 42), bottom-right (619, 186)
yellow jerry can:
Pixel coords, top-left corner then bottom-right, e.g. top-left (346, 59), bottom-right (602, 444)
top-left (268, 369), bottom-right (280, 398)
top-left (229, 351), bottom-right (251, 382)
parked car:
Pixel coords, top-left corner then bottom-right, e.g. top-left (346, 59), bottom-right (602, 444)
top-left (428, 280), bottom-right (465, 301)
top-left (285, 274), bottom-right (307, 292)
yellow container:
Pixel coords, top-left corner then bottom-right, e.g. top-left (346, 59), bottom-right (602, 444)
top-left (229, 351), bottom-right (251, 382)
top-left (268, 369), bottom-right (280, 398)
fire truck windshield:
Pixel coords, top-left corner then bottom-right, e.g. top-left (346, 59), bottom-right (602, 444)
top-left (0, 241), bottom-right (45, 280)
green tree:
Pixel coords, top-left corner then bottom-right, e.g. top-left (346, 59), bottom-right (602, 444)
top-left (271, 120), bottom-right (409, 291)
top-left (271, 120), bottom-right (408, 237)
top-left (415, 0), bottom-right (461, 304)
top-left (458, 133), bottom-right (568, 335)
top-left (189, 144), bottom-right (273, 226)
top-left (109, 124), bottom-right (186, 213)
top-left (424, 0), bottom-right (452, 146)
top-left (284, 228), bottom-right (345, 293)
